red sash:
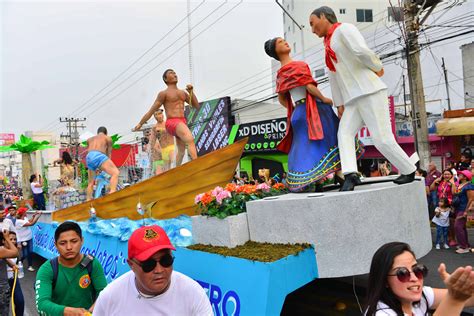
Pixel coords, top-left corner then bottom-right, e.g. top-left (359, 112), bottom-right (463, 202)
top-left (324, 23), bottom-right (341, 72)
top-left (275, 61), bottom-right (324, 154)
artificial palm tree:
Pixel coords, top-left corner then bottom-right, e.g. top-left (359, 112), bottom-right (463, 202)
top-left (0, 134), bottom-right (54, 199)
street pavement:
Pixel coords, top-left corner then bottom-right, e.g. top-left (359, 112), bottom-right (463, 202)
top-left (15, 228), bottom-right (474, 315)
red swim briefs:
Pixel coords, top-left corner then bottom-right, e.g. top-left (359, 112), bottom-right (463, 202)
top-left (165, 117), bottom-right (187, 137)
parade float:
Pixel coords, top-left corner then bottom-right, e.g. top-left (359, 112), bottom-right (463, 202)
top-left (32, 138), bottom-right (432, 315)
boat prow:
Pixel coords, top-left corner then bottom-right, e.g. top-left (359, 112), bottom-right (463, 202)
top-left (52, 139), bottom-right (248, 222)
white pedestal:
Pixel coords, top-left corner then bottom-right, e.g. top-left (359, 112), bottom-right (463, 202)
top-left (246, 179), bottom-right (432, 278)
top-left (192, 212), bottom-right (250, 248)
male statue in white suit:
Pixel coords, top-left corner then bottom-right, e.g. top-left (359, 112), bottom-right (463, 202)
top-left (309, 6), bottom-right (417, 191)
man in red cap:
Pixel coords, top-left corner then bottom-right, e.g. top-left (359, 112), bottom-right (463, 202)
top-left (93, 225), bottom-right (212, 315)
top-left (15, 207), bottom-right (42, 271)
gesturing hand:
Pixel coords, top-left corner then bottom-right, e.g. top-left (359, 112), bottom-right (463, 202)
top-left (375, 68), bottom-right (384, 77)
top-left (438, 263), bottom-right (474, 302)
top-left (186, 84), bottom-right (194, 92)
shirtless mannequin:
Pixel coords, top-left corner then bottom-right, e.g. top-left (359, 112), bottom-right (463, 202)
top-left (134, 69), bottom-right (200, 166)
top-left (149, 109), bottom-right (175, 174)
top-left (85, 127), bottom-right (120, 200)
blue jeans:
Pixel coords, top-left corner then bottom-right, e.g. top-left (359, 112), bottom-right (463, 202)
top-left (435, 225), bottom-right (449, 245)
top-left (33, 192), bottom-right (45, 210)
top-left (21, 239), bottom-right (33, 268)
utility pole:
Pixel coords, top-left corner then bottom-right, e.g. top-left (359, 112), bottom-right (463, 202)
top-left (59, 117), bottom-right (86, 160)
top-left (404, 0), bottom-right (439, 170)
top-left (441, 57), bottom-right (451, 111)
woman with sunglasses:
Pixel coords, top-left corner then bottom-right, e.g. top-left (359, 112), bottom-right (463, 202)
top-left (365, 242), bottom-right (474, 315)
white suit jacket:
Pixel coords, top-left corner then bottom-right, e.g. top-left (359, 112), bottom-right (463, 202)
top-left (328, 23), bottom-right (387, 107)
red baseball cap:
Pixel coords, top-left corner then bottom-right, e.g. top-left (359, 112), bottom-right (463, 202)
top-left (128, 225), bottom-right (175, 261)
top-left (17, 207), bottom-right (28, 216)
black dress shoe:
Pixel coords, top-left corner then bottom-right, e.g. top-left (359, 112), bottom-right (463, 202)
top-left (340, 173), bottom-right (360, 191)
top-left (393, 172), bottom-right (416, 185)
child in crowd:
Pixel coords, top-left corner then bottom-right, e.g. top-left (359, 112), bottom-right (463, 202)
top-left (432, 198), bottom-right (452, 250)
top-left (5, 231), bottom-right (25, 316)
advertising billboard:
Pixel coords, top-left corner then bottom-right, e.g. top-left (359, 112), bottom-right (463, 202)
top-left (186, 97), bottom-right (232, 156)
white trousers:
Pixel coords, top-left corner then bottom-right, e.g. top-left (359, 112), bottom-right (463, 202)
top-left (338, 89), bottom-right (416, 175)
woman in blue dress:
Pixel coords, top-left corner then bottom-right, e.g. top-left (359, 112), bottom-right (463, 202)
top-left (264, 37), bottom-right (363, 192)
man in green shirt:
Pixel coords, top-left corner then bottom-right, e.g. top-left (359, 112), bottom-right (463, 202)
top-left (35, 221), bottom-right (107, 316)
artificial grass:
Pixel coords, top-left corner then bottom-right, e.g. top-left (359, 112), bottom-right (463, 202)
top-left (188, 241), bottom-right (312, 262)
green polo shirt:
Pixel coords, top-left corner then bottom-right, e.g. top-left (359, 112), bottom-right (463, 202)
top-left (35, 256), bottom-right (107, 316)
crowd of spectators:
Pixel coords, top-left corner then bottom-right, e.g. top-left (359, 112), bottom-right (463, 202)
top-left (419, 150), bottom-right (474, 254)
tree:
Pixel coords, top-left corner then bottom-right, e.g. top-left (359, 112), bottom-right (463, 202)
top-left (0, 134), bottom-right (54, 199)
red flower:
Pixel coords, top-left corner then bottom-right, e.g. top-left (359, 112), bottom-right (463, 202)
top-left (200, 192), bottom-right (214, 206)
top-left (225, 183), bottom-right (237, 192)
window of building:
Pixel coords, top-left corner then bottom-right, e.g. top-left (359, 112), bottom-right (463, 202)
top-left (356, 9), bottom-right (373, 22)
top-left (291, 0), bottom-right (294, 10)
top-left (340, 8), bottom-right (346, 14)
top-left (288, 26), bottom-right (290, 33)
top-left (283, 12), bottom-right (285, 24)
top-left (293, 42), bottom-right (297, 53)
top-left (292, 23), bottom-right (295, 33)
top-left (314, 68), bottom-right (325, 78)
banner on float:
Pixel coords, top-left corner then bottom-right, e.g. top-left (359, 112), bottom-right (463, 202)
top-left (34, 222), bottom-right (318, 315)
top-left (228, 117), bottom-right (287, 154)
top-left (186, 97), bottom-right (232, 157)
top-left (33, 223), bottom-right (129, 283)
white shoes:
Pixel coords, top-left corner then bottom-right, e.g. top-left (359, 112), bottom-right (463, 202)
top-left (435, 244), bottom-right (440, 250)
top-left (28, 266), bottom-right (35, 272)
top-left (443, 243), bottom-right (450, 249)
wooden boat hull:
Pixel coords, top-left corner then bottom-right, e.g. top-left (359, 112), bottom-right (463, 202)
top-left (52, 139), bottom-right (247, 222)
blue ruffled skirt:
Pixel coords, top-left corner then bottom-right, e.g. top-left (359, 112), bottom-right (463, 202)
top-left (287, 99), bottom-right (361, 192)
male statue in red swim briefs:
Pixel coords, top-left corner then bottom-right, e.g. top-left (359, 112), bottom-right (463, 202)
top-left (134, 69), bottom-right (200, 166)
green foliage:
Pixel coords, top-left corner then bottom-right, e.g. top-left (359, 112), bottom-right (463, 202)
top-left (196, 184), bottom-right (288, 219)
top-left (79, 162), bottom-right (88, 190)
top-left (188, 241), bottom-right (312, 262)
top-left (0, 134), bottom-right (54, 153)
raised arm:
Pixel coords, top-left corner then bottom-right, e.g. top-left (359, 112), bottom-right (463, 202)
top-left (185, 85), bottom-right (199, 110)
top-left (339, 24), bottom-right (383, 73)
top-left (23, 212), bottom-right (42, 227)
top-left (0, 230), bottom-right (19, 258)
top-left (134, 91), bottom-right (165, 131)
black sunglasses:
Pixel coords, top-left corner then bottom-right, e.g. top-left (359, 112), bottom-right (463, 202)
top-left (388, 264), bottom-right (428, 283)
top-left (135, 253), bottom-right (174, 273)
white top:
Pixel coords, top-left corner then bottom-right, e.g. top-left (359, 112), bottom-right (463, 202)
top-left (289, 86), bottom-right (306, 103)
top-left (328, 23), bottom-right (387, 107)
top-left (93, 270), bottom-right (213, 316)
top-left (7, 258), bottom-right (18, 279)
top-left (372, 286), bottom-right (435, 315)
top-left (432, 207), bottom-right (450, 227)
top-left (1, 218), bottom-right (16, 234)
top-left (31, 182), bottom-right (43, 194)
top-left (15, 218), bottom-right (32, 242)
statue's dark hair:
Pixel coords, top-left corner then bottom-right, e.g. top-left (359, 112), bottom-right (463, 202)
top-left (311, 6), bottom-right (338, 24)
top-left (264, 38), bottom-right (279, 61)
top-left (162, 69), bottom-right (174, 83)
top-left (97, 126), bottom-right (108, 135)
